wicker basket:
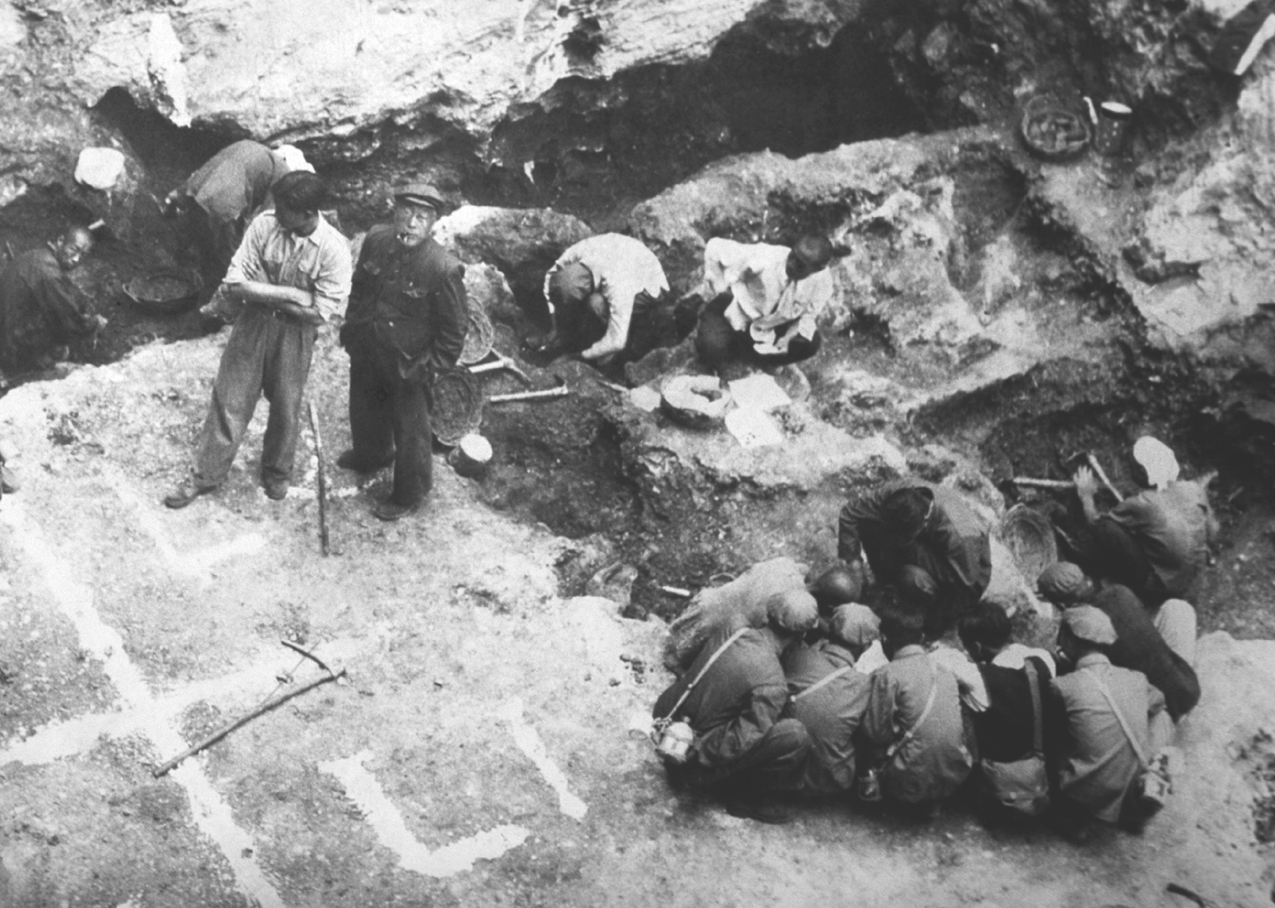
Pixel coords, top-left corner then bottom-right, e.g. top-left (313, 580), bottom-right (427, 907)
top-left (431, 367), bottom-right (483, 446)
top-left (1019, 96), bottom-right (1091, 162)
top-left (998, 503), bottom-right (1059, 585)
top-left (458, 301), bottom-right (494, 366)
top-left (660, 374), bottom-right (731, 429)
top-left (122, 270), bottom-right (203, 315)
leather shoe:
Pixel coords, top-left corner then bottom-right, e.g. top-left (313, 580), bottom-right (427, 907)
top-left (164, 480), bottom-right (219, 509)
top-left (263, 478), bottom-right (289, 501)
top-left (337, 449), bottom-right (393, 473)
top-left (373, 500), bottom-right (417, 521)
top-left (723, 793), bottom-right (797, 825)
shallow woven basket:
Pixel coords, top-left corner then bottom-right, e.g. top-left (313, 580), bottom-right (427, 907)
top-left (999, 503), bottom-right (1059, 585)
top-left (122, 270), bottom-right (203, 315)
top-left (458, 302), bottom-right (494, 366)
top-left (431, 367), bottom-right (483, 446)
top-left (1019, 96), bottom-right (1091, 162)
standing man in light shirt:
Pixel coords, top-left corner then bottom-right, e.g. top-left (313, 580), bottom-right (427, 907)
top-left (165, 171), bottom-right (353, 508)
top-left (694, 234), bottom-right (835, 375)
top-left (534, 233), bottom-right (670, 365)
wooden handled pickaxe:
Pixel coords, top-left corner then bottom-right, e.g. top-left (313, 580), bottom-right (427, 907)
top-left (488, 376), bottom-right (569, 403)
top-left (468, 352), bottom-right (530, 384)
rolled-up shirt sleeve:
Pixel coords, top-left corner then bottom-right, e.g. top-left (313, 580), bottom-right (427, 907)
top-left (310, 229), bottom-right (353, 321)
top-left (222, 213), bottom-right (270, 286)
top-left (580, 279), bottom-right (631, 361)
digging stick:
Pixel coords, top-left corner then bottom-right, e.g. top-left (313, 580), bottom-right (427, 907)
top-left (152, 669), bottom-right (346, 777)
top-left (307, 400), bottom-right (330, 556)
top-left (1086, 453), bottom-right (1123, 502)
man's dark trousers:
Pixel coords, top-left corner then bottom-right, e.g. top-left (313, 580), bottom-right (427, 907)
top-left (194, 305), bottom-right (316, 486)
top-left (695, 293), bottom-right (821, 372)
top-left (346, 331), bottom-right (433, 509)
top-left (669, 718), bottom-right (811, 793)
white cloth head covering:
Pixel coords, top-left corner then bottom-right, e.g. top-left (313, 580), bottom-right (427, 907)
top-left (1133, 435), bottom-right (1179, 489)
top-left (74, 148), bottom-right (126, 190)
top-left (273, 144), bottom-right (314, 174)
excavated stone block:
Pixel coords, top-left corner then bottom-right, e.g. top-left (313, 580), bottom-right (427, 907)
top-left (433, 205), bottom-right (593, 308)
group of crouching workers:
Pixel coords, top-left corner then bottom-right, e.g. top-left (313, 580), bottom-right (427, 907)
top-left (652, 436), bottom-right (1210, 834)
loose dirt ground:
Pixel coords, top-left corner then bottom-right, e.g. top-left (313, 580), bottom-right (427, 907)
top-left (0, 333), bottom-right (1272, 908)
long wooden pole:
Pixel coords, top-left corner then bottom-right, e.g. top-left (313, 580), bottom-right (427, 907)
top-left (307, 400), bottom-right (330, 555)
top-left (152, 669), bottom-right (345, 777)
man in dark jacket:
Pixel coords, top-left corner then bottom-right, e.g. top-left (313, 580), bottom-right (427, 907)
top-left (958, 602), bottom-right (1054, 816)
top-left (838, 480), bottom-right (991, 633)
top-left (1038, 562), bottom-right (1199, 722)
top-left (338, 184), bottom-right (468, 521)
top-left (0, 226), bottom-right (106, 385)
top-left (653, 590), bottom-right (816, 823)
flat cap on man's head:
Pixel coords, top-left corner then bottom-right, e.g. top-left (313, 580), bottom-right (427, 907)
top-left (393, 183), bottom-right (446, 210)
top-left (830, 604), bottom-right (880, 648)
top-left (1038, 562), bottom-right (1091, 602)
top-left (1061, 605), bottom-right (1117, 646)
top-left (766, 589), bottom-right (819, 635)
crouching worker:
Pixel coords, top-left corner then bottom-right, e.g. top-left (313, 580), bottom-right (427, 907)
top-left (0, 226), bottom-right (106, 387)
top-left (694, 235), bottom-right (835, 377)
top-left (781, 604), bottom-right (878, 795)
top-left (1048, 606), bottom-right (1173, 837)
top-left (652, 590), bottom-right (817, 824)
top-left (958, 603), bottom-right (1054, 819)
top-left (532, 234), bottom-right (669, 367)
top-left (860, 607), bottom-right (974, 816)
top-left (1037, 562), bottom-right (1199, 722)
top-left (838, 481), bottom-right (991, 636)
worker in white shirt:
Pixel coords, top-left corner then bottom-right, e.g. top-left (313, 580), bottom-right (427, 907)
top-left (694, 235), bottom-right (835, 375)
top-left (533, 233), bottom-right (670, 365)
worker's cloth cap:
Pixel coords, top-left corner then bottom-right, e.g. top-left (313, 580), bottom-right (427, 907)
top-left (1038, 562), bottom-right (1089, 601)
top-left (766, 589), bottom-right (819, 635)
top-left (1133, 435), bottom-right (1180, 489)
top-left (830, 604), bottom-right (880, 648)
top-left (547, 261), bottom-right (594, 303)
top-left (393, 183), bottom-right (446, 210)
top-left (1061, 605), bottom-right (1117, 646)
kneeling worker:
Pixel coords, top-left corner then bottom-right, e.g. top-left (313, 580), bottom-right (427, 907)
top-left (861, 606), bottom-right (973, 813)
top-left (338, 184), bottom-right (468, 521)
top-left (694, 234), bottom-right (835, 376)
top-left (534, 233), bottom-right (669, 365)
top-left (652, 590), bottom-right (816, 824)
top-left (0, 226), bottom-right (106, 387)
top-left (1048, 606), bottom-right (1172, 834)
top-left (782, 603), bottom-right (878, 794)
top-left (838, 480), bottom-right (991, 634)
